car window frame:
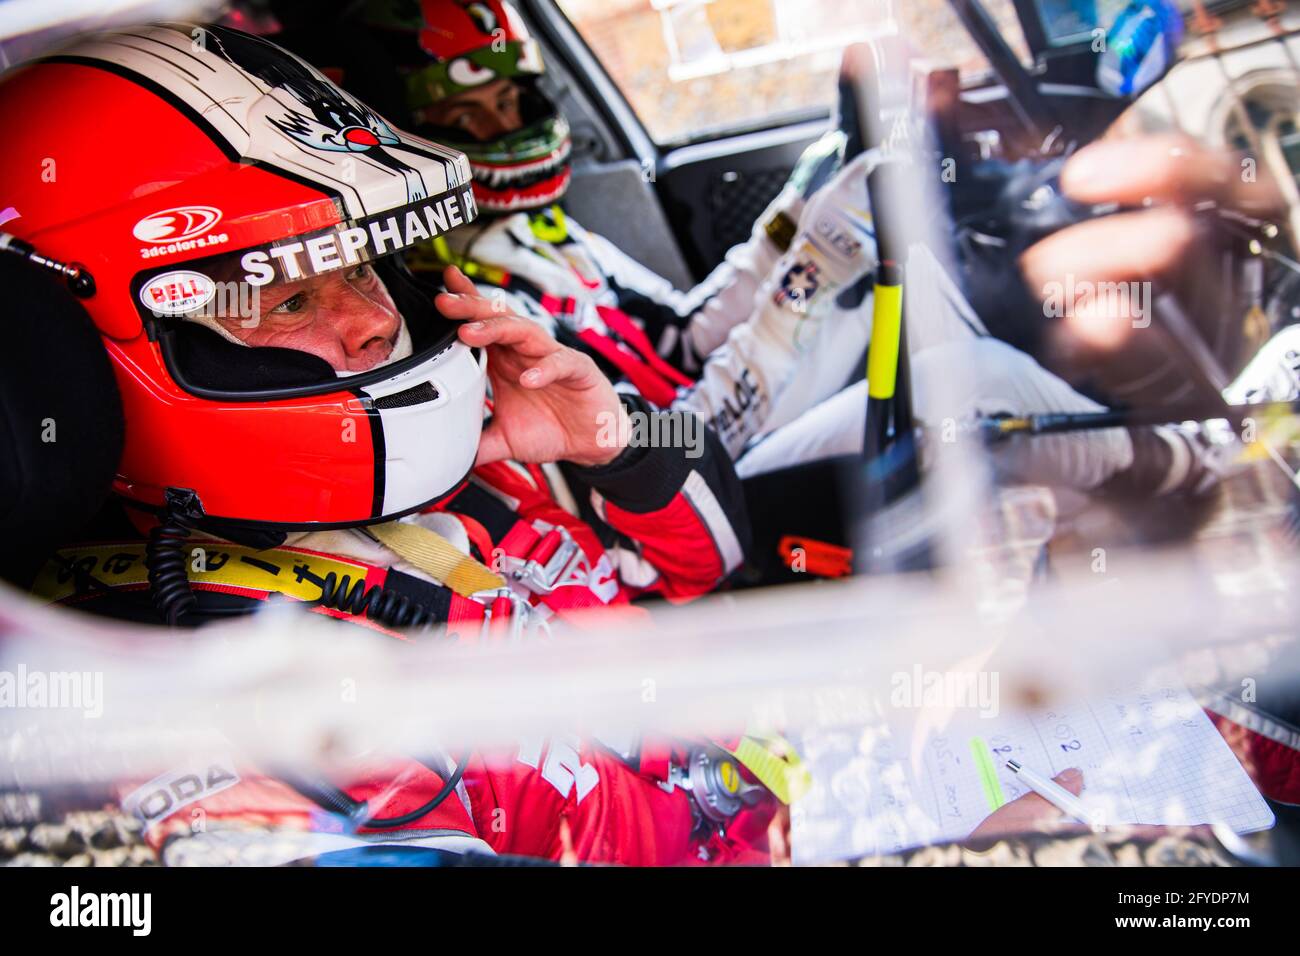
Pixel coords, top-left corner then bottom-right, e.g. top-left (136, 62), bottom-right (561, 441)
top-left (522, 0), bottom-right (658, 164)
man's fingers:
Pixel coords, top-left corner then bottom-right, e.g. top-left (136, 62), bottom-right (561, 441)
top-left (437, 290), bottom-right (503, 323)
top-left (456, 313), bottom-right (558, 358)
top-left (1021, 207), bottom-right (1197, 350)
top-left (1021, 206), bottom-right (1198, 289)
top-left (1003, 768), bottom-right (1085, 823)
top-left (1054, 767), bottom-right (1085, 797)
top-left (437, 267), bottom-right (520, 323)
top-left (1061, 135), bottom-right (1223, 206)
top-left (1061, 134), bottom-right (1283, 213)
top-left (1041, 132), bottom-right (1286, 355)
top-left (443, 264), bottom-right (478, 296)
top-left (1019, 767), bottom-right (1085, 816)
top-left (518, 347), bottom-right (590, 390)
top-left (964, 768), bottom-right (1086, 851)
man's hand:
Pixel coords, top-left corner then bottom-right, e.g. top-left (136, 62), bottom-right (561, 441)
top-left (436, 266), bottom-right (631, 468)
top-left (964, 768), bottom-right (1087, 851)
top-left (1020, 133), bottom-right (1285, 351)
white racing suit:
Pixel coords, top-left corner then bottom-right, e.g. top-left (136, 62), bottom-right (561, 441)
top-left (734, 244), bottom-right (1140, 488)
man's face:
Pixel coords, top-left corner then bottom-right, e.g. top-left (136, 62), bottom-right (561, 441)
top-left (217, 263), bottom-right (404, 373)
top-left (423, 77), bottom-right (524, 141)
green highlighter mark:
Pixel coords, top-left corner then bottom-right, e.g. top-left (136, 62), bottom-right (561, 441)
top-left (971, 738), bottom-right (1007, 813)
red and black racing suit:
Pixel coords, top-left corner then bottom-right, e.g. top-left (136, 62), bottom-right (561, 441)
top-left (44, 395), bottom-right (776, 865)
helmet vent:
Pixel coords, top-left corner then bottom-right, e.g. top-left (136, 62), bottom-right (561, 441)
top-left (371, 381), bottom-right (440, 410)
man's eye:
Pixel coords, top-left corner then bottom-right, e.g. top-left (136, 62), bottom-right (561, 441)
top-left (271, 293), bottom-right (306, 314)
top-left (347, 264), bottom-right (372, 282)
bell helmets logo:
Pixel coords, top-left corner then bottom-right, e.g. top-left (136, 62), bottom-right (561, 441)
top-left (134, 206), bottom-right (230, 259)
top-left (140, 270), bottom-right (217, 316)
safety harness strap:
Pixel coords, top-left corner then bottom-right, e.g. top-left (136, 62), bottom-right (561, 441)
top-left (724, 734), bottom-right (811, 806)
top-left (575, 326), bottom-right (679, 407)
top-left (448, 479), bottom-right (620, 616)
top-left (368, 521), bottom-right (505, 597)
top-left (33, 541), bottom-right (381, 606)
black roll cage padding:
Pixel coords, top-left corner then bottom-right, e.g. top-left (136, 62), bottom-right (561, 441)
top-left (946, 0), bottom-right (1060, 144)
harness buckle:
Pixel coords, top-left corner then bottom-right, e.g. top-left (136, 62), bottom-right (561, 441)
top-left (504, 524), bottom-right (587, 596)
top-left (468, 522), bottom-right (584, 639)
top-left (470, 586), bottom-right (541, 643)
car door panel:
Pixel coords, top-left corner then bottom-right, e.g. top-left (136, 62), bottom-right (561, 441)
top-left (656, 119), bottom-right (827, 278)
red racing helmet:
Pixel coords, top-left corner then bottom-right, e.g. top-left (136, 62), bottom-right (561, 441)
top-left (0, 23), bottom-right (486, 536)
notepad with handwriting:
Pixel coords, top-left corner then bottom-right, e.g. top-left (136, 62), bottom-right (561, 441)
top-left (790, 683), bottom-right (1274, 864)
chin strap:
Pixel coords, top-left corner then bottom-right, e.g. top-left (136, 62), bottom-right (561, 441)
top-left (367, 520), bottom-right (505, 597)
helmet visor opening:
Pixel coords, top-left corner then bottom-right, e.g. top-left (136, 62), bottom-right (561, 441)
top-left (134, 187), bottom-right (478, 400)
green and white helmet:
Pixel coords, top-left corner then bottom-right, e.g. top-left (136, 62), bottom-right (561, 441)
top-left (365, 0), bottom-right (571, 213)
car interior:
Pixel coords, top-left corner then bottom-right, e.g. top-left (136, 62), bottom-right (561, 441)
top-left (3, 0), bottom-right (1300, 878)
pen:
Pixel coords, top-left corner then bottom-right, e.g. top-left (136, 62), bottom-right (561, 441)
top-left (1005, 759), bottom-right (1104, 832)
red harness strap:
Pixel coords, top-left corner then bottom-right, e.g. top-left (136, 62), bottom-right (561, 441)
top-left (541, 293), bottom-right (689, 408)
top-left (454, 511), bottom-right (497, 572)
top-left (594, 304), bottom-right (693, 390)
top-left (576, 328), bottom-right (679, 407)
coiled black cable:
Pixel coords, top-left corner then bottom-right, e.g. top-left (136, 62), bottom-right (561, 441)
top-left (303, 567), bottom-right (438, 631)
top-left (143, 489), bottom-right (444, 630)
top-left (145, 497), bottom-right (199, 626)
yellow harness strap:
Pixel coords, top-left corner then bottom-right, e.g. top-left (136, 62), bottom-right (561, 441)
top-left (368, 521), bottom-right (505, 597)
top-left (37, 525), bottom-right (506, 606)
top-left (32, 542), bottom-right (375, 605)
top-left (725, 733), bottom-right (811, 805)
